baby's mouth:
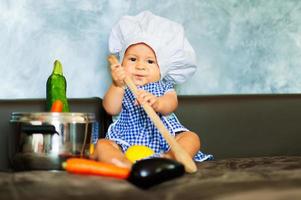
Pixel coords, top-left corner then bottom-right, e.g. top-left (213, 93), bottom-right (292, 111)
top-left (133, 74), bottom-right (145, 80)
top-left (131, 74), bottom-right (146, 85)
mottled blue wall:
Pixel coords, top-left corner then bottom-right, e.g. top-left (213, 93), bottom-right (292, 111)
top-left (1, 0), bottom-right (301, 98)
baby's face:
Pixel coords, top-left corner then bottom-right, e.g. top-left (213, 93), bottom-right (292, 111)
top-left (122, 43), bottom-right (160, 86)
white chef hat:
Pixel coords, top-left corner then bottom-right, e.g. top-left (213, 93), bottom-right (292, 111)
top-left (108, 11), bottom-right (197, 84)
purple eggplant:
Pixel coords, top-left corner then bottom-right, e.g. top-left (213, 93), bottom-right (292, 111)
top-left (128, 158), bottom-right (185, 189)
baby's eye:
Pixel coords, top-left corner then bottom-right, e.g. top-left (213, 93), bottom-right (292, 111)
top-left (129, 57), bottom-right (136, 62)
top-left (147, 59), bottom-right (155, 64)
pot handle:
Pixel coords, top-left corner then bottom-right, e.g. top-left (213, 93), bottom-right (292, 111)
top-left (21, 124), bottom-right (59, 135)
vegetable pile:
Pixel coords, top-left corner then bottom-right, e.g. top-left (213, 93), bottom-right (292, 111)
top-left (63, 157), bottom-right (185, 189)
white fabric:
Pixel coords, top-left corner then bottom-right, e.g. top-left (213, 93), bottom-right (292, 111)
top-left (109, 11), bottom-right (197, 84)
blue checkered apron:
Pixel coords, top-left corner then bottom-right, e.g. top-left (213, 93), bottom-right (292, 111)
top-left (106, 80), bottom-right (213, 162)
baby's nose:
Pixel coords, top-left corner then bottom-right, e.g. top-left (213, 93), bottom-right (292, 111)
top-left (136, 64), bottom-right (146, 71)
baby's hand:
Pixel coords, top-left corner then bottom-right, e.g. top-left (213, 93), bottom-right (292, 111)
top-left (111, 63), bottom-right (126, 88)
top-left (135, 90), bottom-right (160, 111)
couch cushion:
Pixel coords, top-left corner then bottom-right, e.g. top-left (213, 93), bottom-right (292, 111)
top-left (176, 95), bottom-right (301, 159)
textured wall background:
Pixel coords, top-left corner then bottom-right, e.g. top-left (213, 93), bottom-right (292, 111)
top-left (1, 0), bottom-right (301, 98)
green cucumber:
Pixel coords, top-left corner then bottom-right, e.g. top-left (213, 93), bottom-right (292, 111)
top-left (46, 60), bottom-right (70, 112)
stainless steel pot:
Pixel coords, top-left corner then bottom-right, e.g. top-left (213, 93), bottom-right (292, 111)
top-left (9, 112), bottom-right (96, 171)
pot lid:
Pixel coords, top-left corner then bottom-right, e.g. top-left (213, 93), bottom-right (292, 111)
top-left (10, 112), bottom-right (96, 123)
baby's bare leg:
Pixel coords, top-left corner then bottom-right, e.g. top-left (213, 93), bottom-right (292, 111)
top-left (92, 139), bottom-right (132, 169)
top-left (163, 131), bottom-right (201, 160)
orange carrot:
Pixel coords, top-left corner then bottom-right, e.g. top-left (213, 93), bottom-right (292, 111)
top-left (63, 158), bottom-right (130, 179)
top-left (51, 100), bottom-right (63, 112)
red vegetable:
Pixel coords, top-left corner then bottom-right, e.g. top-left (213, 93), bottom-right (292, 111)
top-left (63, 158), bottom-right (130, 179)
top-left (51, 100), bottom-right (63, 112)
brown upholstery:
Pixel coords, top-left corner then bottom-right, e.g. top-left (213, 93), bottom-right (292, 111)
top-left (1, 96), bottom-right (301, 199)
top-left (176, 95), bottom-right (301, 159)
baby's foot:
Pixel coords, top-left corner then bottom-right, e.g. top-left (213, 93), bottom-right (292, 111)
top-left (111, 158), bottom-right (132, 169)
top-left (162, 152), bottom-right (174, 159)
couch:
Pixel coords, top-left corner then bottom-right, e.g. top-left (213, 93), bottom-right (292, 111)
top-left (0, 95), bottom-right (301, 199)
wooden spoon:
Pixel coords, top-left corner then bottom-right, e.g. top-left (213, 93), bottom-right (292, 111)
top-left (107, 55), bottom-right (197, 173)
